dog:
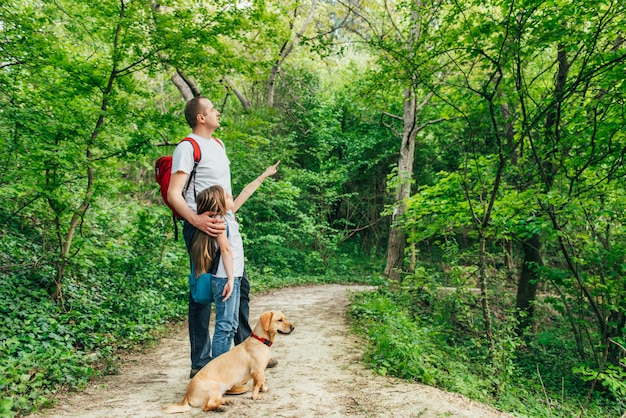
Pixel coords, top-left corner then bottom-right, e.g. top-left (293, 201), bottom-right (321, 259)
top-left (163, 310), bottom-right (294, 413)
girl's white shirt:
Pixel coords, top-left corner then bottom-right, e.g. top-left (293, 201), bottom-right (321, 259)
top-left (215, 213), bottom-right (244, 278)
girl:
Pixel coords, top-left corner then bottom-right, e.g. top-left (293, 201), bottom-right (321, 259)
top-left (190, 162), bottom-right (279, 360)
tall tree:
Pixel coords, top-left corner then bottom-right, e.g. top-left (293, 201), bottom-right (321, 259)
top-left (428, 0), bottom-right (626, 362)
top-left (342, 0), bottom-right (446, 285)
top-left (1, 1), bottom-right (170, 300)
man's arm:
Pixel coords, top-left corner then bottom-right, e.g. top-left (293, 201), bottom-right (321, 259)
top-left (232, 161), bottom-right (280, 213)
top-left (168, 170), bottom-right (225, 236)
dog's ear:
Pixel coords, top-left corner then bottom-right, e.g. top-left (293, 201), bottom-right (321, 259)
top-left (260, 311), bottom-right (274, 332)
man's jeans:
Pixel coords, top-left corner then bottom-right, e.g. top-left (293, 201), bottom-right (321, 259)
top-left (210, 276), bottom-right (241, 358)
top-left (235, 270), bottom-right (252, 345)
top-left (184, 221), bottom-right (212, 370)
top-left (188, 293), bottom-right (212, 370)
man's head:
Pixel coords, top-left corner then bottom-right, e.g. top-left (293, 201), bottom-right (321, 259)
top-left (184, 97), bottom-right (220, 130)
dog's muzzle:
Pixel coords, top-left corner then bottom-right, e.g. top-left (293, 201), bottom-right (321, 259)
top-left (278, 325), bottom-right (295, 335)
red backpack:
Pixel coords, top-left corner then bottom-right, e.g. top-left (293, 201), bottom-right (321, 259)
top-left (155, 137), bottom-right (201, 239)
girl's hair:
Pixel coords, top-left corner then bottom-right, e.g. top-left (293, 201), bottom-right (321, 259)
top-left (190, 185), bottom-right (228, 278)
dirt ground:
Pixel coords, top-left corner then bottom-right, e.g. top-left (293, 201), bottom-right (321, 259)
top-left (28, 284), bottom-right (514, 418)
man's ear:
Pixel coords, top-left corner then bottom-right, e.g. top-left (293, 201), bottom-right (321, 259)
top-left (260, 311), bottom-right (274, 332)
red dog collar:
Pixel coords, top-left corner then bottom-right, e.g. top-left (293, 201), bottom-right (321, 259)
top-left (251, 332), bottom-right (272, 347)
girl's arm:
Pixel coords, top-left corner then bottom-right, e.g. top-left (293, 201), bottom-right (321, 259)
top-left (216, 229), bottom-right (235, 302)
top-left (233, 161), bottom-right (280, 213)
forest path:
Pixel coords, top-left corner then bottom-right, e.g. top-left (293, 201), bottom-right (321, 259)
top-left (28, 284), bottom-right (513, 418)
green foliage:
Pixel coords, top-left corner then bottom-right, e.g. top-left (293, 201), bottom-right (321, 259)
top-left (349, 285), bottom-right (623, 417)
top-left (390, 0), bottom-right (626, 386)
top-left (0, 193), bottom-right (188, 417)
top-left (573, 360), bottom-right (626, 402)
top-left (2, 1), bottom-right (626, 418)
top-left (349, 287), bottom-right (493, 397)
top-left (350, 290), bottom-right (444, 384)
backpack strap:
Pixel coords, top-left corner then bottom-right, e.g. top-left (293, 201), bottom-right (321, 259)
top-left (180, 137), bottom-right (202, 200)
top-left (172, 137), bottom-right (201, 241)
top-left (213, 137), bottom-right (224, 149)
top-left (209, 248), bottom-right (221, 274)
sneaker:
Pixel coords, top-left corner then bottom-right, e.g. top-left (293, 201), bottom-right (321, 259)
top-left (189, 369), bottom-right (200, 379)
top-left (267, 358), bottom-right (278, 368)
top-left (225, 383), bottom-right (249, 395)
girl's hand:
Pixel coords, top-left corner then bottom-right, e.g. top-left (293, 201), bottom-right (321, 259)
top-left (263, 161), bottom-right (280, 178)
top-left (222, 278), bottom-right (234, 302)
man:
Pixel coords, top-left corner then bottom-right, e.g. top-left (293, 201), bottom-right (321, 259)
top-left (167, 97), bottom-right (275, 392)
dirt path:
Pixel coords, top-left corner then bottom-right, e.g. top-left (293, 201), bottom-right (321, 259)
top-left (29, 284), bottom-right (513, 418)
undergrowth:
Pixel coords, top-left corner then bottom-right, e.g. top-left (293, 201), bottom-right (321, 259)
top-left (0, 255), bottom-right (189, 417)
top-left (348, 283), bottom-right (624, 418)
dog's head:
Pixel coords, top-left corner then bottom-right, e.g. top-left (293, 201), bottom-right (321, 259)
top-left (259, 310), bottom-right (294, 340)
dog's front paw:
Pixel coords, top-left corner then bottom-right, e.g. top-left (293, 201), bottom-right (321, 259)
top-left (251, 385), bottom-right (269, 400)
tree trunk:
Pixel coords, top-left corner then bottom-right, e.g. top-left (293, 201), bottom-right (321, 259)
top-left (515, 233), bottom-right (543, 333)
top-left (607, 310), bottom-right (626, 363)
top-left (384, 88), bottom-right (417, 285)
top-left (267, 40), bottom-right (288, 108)
top-left (478, 233), bottom-right (494, 351)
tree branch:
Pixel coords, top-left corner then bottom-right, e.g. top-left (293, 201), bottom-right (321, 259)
top-left (221, 76), bottom-right (250, 111)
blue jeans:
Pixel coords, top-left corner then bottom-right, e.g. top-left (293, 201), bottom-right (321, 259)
top-left (211, 276), bottom-right (241, 358)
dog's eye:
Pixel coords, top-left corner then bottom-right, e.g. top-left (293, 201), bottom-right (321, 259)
top-left (277, 319), bottom-right (283, 322)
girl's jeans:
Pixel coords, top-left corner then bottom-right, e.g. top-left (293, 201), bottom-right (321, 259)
top-left (210, 276), bottom-right (241, 359)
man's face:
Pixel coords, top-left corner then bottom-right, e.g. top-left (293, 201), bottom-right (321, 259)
top-left (200, 99), bottom-right (220, 129)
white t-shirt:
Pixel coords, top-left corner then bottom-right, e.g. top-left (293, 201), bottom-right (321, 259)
top-left (215, 214), bottom-right (245, 278)
top-left (170, 133), bottom-right (231, 212)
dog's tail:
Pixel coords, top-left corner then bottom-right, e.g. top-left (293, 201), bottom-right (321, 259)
top-left (162, 397), bottom-right (191, 414)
